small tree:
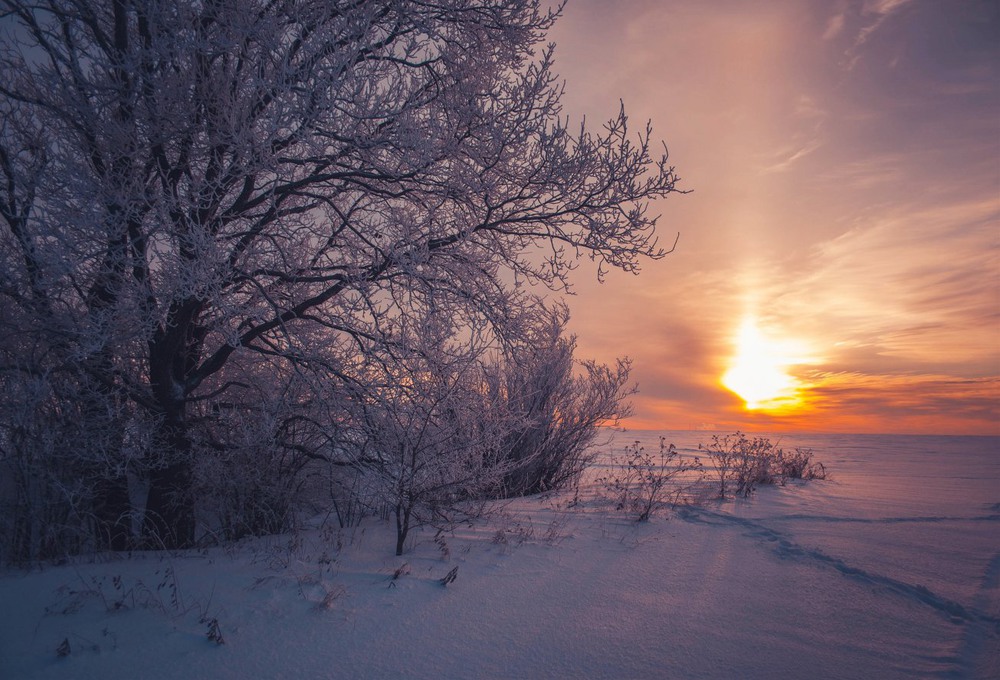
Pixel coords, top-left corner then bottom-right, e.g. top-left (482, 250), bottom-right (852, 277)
top-left (342, 311), bottom-right (526, 555)
top-left (321, 299), bottom-right (637, 554)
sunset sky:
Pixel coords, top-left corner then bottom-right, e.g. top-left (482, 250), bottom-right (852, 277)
top-left (549, 0), bottom-right (999, 435)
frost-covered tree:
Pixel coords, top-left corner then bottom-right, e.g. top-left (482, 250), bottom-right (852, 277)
top-left (339, 307), bottom-right (523, 555)
top-left (0, 0), bottom-right (681, 550)
top-left (494, 304), bottom-right (634, 497)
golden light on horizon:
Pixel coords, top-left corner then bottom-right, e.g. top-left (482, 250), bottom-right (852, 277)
top-left (721, 317), bottom-right (809, 413)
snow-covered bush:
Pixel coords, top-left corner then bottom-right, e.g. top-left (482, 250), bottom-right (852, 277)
top-left (325, 466), bottom-right (382, 531)
top-left (188, 364), bottom-right (347, 543)
top-left (493, 306), bottom-right (634, 498)
top-left (706, 432), bottom-right (775, 497)
top-left (196, 441), bottom-right (302, 543)
top-left (599, 437), bottom-right (703, 520)
top-left (701, 432), bottom-right (826, 498)
top-left (0, 362), bottom-right (147, 563)
top-left (775, 447), bottom-right (827, 481)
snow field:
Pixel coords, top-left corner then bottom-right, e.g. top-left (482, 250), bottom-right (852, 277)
top-left (2, 432), bottom-right (997, 679)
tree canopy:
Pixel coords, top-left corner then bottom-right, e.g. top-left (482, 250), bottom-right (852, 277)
top-left (0, 0), bottom-right (680, 557)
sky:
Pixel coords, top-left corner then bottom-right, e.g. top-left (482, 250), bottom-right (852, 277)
top-left (547, 0), bottom-right (999, 435)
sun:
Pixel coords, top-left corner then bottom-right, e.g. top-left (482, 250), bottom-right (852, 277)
top-left (721, 317), bottom-right (808, 412)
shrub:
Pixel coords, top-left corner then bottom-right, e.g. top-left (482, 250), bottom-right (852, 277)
top-left (494, 306), bottom-right (634, 499)
top-left (701, 432), bottom-right (826, 498)
top-left (701, 432), bottom-right (771, 498)
top-left (775, 447), bottom-right (827, 481)
top-left (194, 408), bottom-right (313, 543)
top-left (599, 437), bottom-right (703, 521)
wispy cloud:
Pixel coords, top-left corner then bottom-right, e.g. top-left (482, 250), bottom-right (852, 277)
top-left (844, 0), bottom-right (914, 68)
top-left (761, 139), bottom-right (824, 173)
top-left (803, 372), bottom-right (999, 434)
top-left (795, 196), bottom-right (998, 363)
top-left (856, 0), bottom-right (913, 46)
top-left (823, 12), bottom-right (846, 41)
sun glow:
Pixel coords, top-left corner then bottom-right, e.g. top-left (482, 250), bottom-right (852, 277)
top-left (722, 318), bottom-right (810, 412)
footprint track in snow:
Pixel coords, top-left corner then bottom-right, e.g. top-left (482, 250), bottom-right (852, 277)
top-left (677, 506), bottom-right (1000, 631)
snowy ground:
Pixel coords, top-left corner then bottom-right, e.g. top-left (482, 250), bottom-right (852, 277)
top-left (2, 431), bottom-right (998, 679)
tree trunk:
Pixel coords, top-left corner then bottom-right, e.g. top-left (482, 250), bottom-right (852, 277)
top-left (143, 416), bottom-right (196, 549)
top-left (395, 503), bottom-right (411, 556)
top-left (143, 299), bottom-right (205, 550)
